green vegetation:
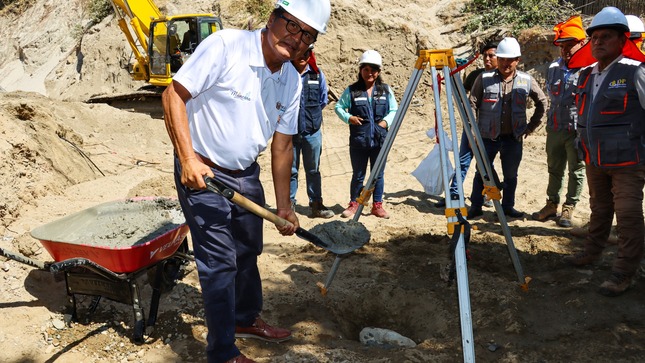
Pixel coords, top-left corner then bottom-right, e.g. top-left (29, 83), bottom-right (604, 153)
top-left (463, 0), bottom-right (577, 34)
top-left (88, 0), bottom-right (112, 24)
top-left (245, 0), bottom-right (274, 22)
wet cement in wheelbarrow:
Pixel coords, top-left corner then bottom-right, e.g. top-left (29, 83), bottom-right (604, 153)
top-left (37, 198), bottom-right (186, 248)
top-left (308, 220), bottom-right (371, 254)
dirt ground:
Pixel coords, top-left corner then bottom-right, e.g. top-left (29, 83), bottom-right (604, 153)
top-left (1, 1), bottom-right (645, 362)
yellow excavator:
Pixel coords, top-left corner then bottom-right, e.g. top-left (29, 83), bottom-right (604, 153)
top-left (90, 0), bottom-right (223, 103)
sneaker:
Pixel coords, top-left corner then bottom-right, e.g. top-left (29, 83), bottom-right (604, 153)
top-left (504, 208), bottom-right (524, 218)
top-left (558, 204), bottom-right (574, 227)
top-left (532, 199), bottom-right (558, 221)
top-left (341, 201), bottom-right (359, 218)
top-left (310, 201), bottom-right (334, 219)
top-left (467, 207), bottom-right (483, 219)
top-left (371, 202), bottom-right (390, 219)
top-left (564, 251), bottom-right (601, 267)
top-left (598, 272), bottom-right (633, 297)
top-left (235, 317), bottom-right (292, 343)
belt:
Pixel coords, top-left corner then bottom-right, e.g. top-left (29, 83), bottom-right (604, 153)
top-left (195, 153), bottom-right (243, 174)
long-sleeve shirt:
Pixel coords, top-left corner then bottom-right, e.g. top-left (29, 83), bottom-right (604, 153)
top-left (334, 85), bottom-right (398, 128)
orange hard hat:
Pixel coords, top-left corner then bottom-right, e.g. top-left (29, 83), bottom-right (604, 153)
top-left (553, 15), bottom-right (586, 45)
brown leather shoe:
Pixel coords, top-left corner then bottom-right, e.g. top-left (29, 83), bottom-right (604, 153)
top-left (532, 199), bottom-right (558, 221)
top-left (225, 354), bottom-right (257, 363)
top-left (235, 317), bottom-right (292, 343)
top-left (564, 251), bottom-right (601, 267)
top-left (598, 272), bottom-right (633, 297)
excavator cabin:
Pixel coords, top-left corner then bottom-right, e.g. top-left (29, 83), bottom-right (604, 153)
top-left (109, 0), bottom-right (223, 88)
top-left (148, 16), bottom-right (223, 84)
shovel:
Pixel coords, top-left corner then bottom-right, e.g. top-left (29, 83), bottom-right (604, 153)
top-left (203, 176), bottom-right (330, 250)
top-left (202, 177), bottom-right (370, 255)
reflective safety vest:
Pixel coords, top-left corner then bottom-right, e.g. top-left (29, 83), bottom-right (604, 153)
top-left (576, 58), bottom-right (645, 168)
top-left (348, 85), bottom-right (390, 149)
top-left (297, 70), bottom-right (323, 135)
top-left (546, 58), bottom-right (580, 132)
top-left (477, 70), bottom-right (532, 139)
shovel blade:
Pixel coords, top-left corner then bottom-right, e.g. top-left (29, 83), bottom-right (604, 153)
top-left (296, 227), bottom-right (329, 248)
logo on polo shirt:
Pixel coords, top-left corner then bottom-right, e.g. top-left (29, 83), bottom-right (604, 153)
top-left (231, 90), bottom-right (251, 101)
top-left (608, 78), bottom-right (627, 89)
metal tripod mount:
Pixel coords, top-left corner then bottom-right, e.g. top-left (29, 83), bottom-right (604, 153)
top-left (320, 49), bottom-right (532, 362)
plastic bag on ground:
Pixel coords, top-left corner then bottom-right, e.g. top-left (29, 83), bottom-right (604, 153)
top-left (411, 143), bottom-right (454, 196)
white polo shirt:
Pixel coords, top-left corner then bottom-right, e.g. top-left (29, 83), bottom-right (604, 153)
top-left (173, 29), bottom-right (301, 170)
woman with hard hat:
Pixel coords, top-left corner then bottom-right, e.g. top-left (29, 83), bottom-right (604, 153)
top-left (334, 50), bottom-right (398, 219)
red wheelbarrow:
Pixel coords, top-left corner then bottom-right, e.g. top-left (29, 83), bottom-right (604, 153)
top-left (0, 197), bottom-right (191, 343)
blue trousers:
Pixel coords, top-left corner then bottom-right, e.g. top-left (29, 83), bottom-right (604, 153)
top-left (449, 130), bottom-right (474, 199)
top-left (290, 130), bottom-right (324, 203)
top-left (349, 146), bottom-right (385, 202)
top-left (470, 136), bottom-right (523, 210)
top-left (174, 157), bottom-right (264, 363)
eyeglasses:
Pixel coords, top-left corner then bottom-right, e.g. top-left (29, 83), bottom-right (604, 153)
top-left (275, 13), bottom-right (317, 45)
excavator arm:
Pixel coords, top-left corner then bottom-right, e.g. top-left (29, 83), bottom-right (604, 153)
top-left (109, 0), bottom-right (163, 81)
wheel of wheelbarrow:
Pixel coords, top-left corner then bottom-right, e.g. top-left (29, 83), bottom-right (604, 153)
top-left (147, 258), bottom-right (185, 293)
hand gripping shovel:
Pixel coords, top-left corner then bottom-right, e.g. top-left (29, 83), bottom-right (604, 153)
top-left (203, 176), bottom-right (369, 254)
top-left (204, 176), bottom-right (371, 254)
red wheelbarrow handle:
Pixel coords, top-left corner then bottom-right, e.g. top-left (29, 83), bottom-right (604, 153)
top-left (203, 176), bottom-right (329, 249)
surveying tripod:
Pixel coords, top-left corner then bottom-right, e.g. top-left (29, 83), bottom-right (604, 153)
top-left (320, 49), bottom-right (531, 362)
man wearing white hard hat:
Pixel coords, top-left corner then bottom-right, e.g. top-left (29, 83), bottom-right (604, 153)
top-left (564, 6), bottom-right (645, 298)
top-left (468, 37), bottom-right (547, 220)
top-left (162, 0), bottom-right (331, 361)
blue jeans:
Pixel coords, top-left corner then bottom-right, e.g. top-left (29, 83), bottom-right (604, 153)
top-left (449, 130), bottom-right (474, 199)
top-left (349, 146), bottom-right (385, 202)
top-left (470, 136), bottom-right (523, 210)
top-left (290, 130), bottom-right (323, 203)
top-left (174, 157), bottom-right (264, 363)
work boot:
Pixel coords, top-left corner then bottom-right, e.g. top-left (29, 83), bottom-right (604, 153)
top-left (570, 222), bottom-right (589, 238)
top-left (564, 251), bottom-right (601, 267)
top-left (504, 208), bottom-right (524, 219)
top-left (310, 201), bottom-right (334, 219)
top-left (558, 204), bottom-right (575, 227)
top-left (598, 272), bottom-right (633, 297)
top-left (570, 222), bottom-right (619, 244)
top-left (341, 201), bottom-right (359, 218)
top-left (371, 202), bottom-right (390, 219)
top-left (532, 199), bottom-right (558, 221)
top-left (467, 207), bottom-right (483, 219)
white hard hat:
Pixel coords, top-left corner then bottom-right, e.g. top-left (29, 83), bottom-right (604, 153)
top-left (275, 0), bottom-right (331, 34)
top-left (495, 37), bottom-right (521, 58)
top-left (626, 15), bottom-right (645, 39)
top-left (359, 50), bottom-right (382, 67)
top-left (586, 6), bottom-right (629, 35)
